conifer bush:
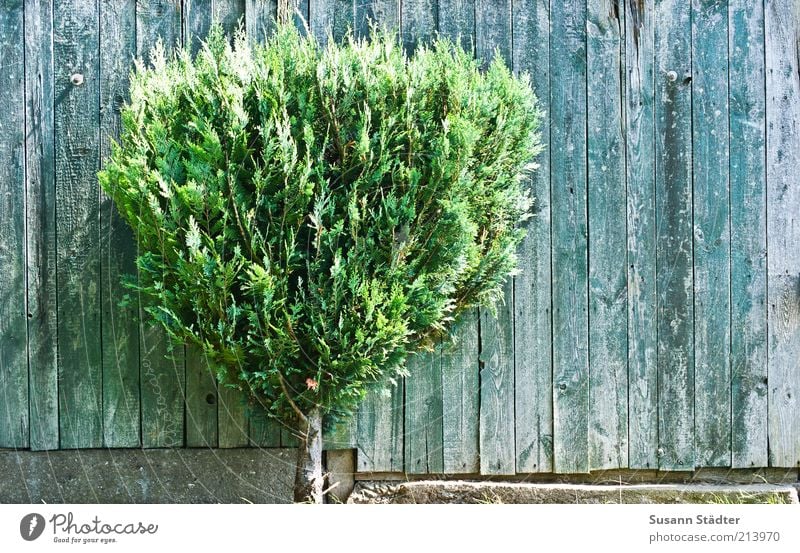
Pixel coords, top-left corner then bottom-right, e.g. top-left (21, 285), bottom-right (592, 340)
top-left (99, 24), bottom-right (542, 503)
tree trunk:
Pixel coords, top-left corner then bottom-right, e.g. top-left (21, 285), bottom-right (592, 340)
top-left (293, 406), bottom-right (324, 503)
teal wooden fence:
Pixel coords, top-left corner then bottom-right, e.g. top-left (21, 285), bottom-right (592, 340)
top-left (1, 0), bottom-right (798, 475)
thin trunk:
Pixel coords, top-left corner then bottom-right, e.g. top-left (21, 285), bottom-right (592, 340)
top-left (293, 406), bottom-right (323, 503)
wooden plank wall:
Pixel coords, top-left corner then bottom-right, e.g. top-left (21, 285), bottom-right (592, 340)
top-left (0, 0), bottom-right (798, 475)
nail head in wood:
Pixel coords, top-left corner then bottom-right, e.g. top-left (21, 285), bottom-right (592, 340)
top-left (70, 73), bottom-right (84, 86)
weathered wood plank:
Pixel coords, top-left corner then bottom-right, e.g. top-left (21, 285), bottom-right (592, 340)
top-left (323, 412), bottom-right (357, 450)
top-left (405, 349), bottom-right (444, 474)
top-left (440, 315), bottom-right (480, 473)
top-left (245, 0), bottom-right (277, 44)
top-left (475, 0), bottom-right (511, 67)
top-left (692, 0), bottom-right (731, 468)
top-left (438, 0), bottom-right (474, 54)
top-left (185, 346), bottom-right (218, 447)
top-left (100, 0), bottom-right (140, 448)
top-left (248, 398), bottom-right (281, 447)
top-left (308, 0), bottom-right (333, 43)
top-left (218, 384), bottom-right (250, 447)
top-left (356, 379), bottom-right (404, 472)
top-left (354, 0), bottom-right (399, 38)
top-left (625, 0), bottom-right (657, 470)
top-left (332, 0), bottom-right (355, 42)
top-left (214, 0), bottom-right (247, 34)
top-left (401, 0), bottom-right (437, 53)
top-left (729, 0), bottom-right (768, 469)
top-left (137, 0), bottom-right (186, 448)
top-left (0, 1), bottom-right (29, 449)
top-left (54, 0), bottom-right (103, 449)
top-left (587, 0), bottom-right (628, 470)
top-left (25, 0), bottom-right (59, 451)
top-left (479, 288), bottom-right (515, 475)
top-left (765, 0), bottom-right (800, 468)
top-left (655, 0), bottom-right (694, 471)
top-left (512, 0), bottom-right (552, 474)
top-left (551, 0), bottom-right (589, 474)
top-left (184, 0), bottom-right (214, 54)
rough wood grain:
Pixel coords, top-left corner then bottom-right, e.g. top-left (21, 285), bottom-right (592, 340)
top-left (323, 412), bottom-right (357, 450)
top-left (184, 0), bottom-right (214, 54)
top-left (405, 349), bottom-right (444, 474)
top-left (55, 0), bottom-right (104, 449)
top-left (655, 0), bottom-right (694, 471)
top-left (0, 1), bottom-right (29, 449)
top-left (137, 0), bottom-right (186, 448)
top-left (354, 0), bottom-right (399, 38)
top-left (218, 383), bottom-right (249, 447)
top-left (475, 0), bottom-right (511, 67)
top-left (441, 313), bottom-right (480, 473)
top-left (332, 0), bottom-right (355, 42)
top-left (248, 397), bottom-right (281, 448)
top-left (100, 0), bottom-right (140, 448)
top-left (213, 0), bottom-right (247, 33)
top-left (185, 346), bottom-right (218, 447)
top-left (512, 0), bottom-right (552, 474)
top-left (692, 0), bottom-right (731, 468)
top-left (245, 0), bottom-right (277, 44)
top-left (587, 0), bottom-right (628, 470)
top-left (308, 0), bottom-right (333, 43)
top-left (437, 0), bottom-right (474, 54)
top-left (765, 0), bottom-right (800, 468)
top-left (551, 0), bottom-right (589, 474)
top-left (356, 379), bottom-right (404, 472)
top-left (625, 0), bottom-right (657, 470)
top-left (25, 0), bottom-right (59, 451)
top-left (729, 0), bottom-right (768, 469)
top-left (401, 0), bottom-right (437, 54)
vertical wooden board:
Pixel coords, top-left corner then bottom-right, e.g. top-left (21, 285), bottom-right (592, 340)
top-left (137, 1), bottom-right (186, 448)
top-left (438, 0), bottom-right (474, 54)
top-left (308, 0), bottom-right (333, 43)
top-left (25, 0), bottom-right (59, 451)
top-left (0, 1), bottom-right (29, 449)
top-left (401, 0), bottom-right (437, 53)
top-left (184, 0), bottom-right (214, 54)
top-left (625, 0), bottom-right (657, 470)
top-left (729, 0), bottom-right (767, 469)
top-left (654, 0), bottom-right (694, 471)
top-left (245, 0), bottom-right (277, 44)
top-left (100, 0), bottom-right (141, 448)
top-left (765, 0), bottom-right (800, 467)
top-left (551, 0), bottom-right (589, 474)
top-left (54, 0), bottom-right (103, 449)
top-left (441, 312), bottom-right (480, 474)
top-left (323, 412), bottom-right (357, 450)
top-left (479, 287), bottom-right (516, 475)
top-left (405, 349), bottom-right (444, 474)
top-left (356, 379), bottom-right (403, 472)
top-left (512, 0), bottom-right (552, 474)
top-left (213, 0), bottom-right (246, 34)
top-left (218, 384), bottom-right (250, 447)
top-left (185, 346), bottom-right (218, 447)
top-left (280, 419), bottom-right (299, 447)
top-left (332, 0), bottom-right (354, 42)
top-left (587, 0), bottom-right (628, 470)
top-left (692, 0), bottom-right (731, 468)
top-left (475, 0), bottom-right (511, 66)
top-left (354, 0), bottom-right (399, 38)
top-left (136, 0), bottom-right (182, 64)
top-left (248, 399), bottom-right (281, 447)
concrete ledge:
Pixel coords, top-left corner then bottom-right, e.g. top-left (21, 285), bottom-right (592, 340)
top-left (0, 449), bottom-right (294, 503)
top-left (348, 480), bottom-right (800, 504)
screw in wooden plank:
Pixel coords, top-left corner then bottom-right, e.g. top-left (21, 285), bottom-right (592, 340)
top-left (666, 70), bottom-right (678, 82)
top-left (70, 73), bottom-right (84, 86)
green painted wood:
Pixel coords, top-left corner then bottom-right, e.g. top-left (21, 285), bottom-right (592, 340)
top-left (100, 0), bottom-right (140, 448)
top-left (214, 0), bottom-right (247, 33)
top-left (765, 0), bottom-right (800, 468)
top-left (245, 0), bottom-right (277, 44)
top-left (0, 1), bottom-right (29, 449)
top-left (184, 0), bottom-right (214, 55)
top-left (512, 0), bottom-right (552, 474)
top-left (354, 0), bottom-right (399, 38)
top-left (479, 288), bottom-right (515, 475)
top-left (655, 0), bottom-right (694, 471)
top-left (729, 0), bottom-right (768, 469)
top-left (185, 346), bottom-right (218, 447)
top-left (624, 0), bottom-right (657, 470)
top-left (441, 313), bottom-right (479, 474)
top-left (356, 379), bottom-right (404, 472)
top-left (401, 0), bottom-right (437, 53)
top-left (54, 0), bottom-right (103, 449)
top-left (137, 0), bottom-right (186, 448)
top-left (323, 413), bottom-right (356, 450)
top-left (405, 349), bottom-right (444, 474)
top-left (248, 398), bottom-right (281, 448)
top-left (25, 0), bottom-right (59, 451)
top-left (551, 0), bottom-right (589, 474)
top-left (587, 0), bottom-right (627, 471)
top-left (280, 419), bottom-right (299, 447)
top-left (692, 0), bottom-right (731, 468)
top-left (218, 384), bottom-right (250, 447)
top-left (437, 0), bottom-right (474, 54)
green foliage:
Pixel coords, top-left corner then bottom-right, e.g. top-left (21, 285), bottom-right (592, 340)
top-left (99, 24), bottom-right (542, 427)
